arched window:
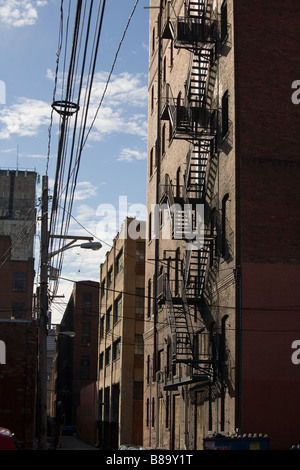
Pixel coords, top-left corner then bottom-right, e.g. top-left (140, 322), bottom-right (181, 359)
top-left (222, 193), bottom-right (229, 258)
top-left (147, 278), bottom-right (152, 319)
top-left (221, 90), bottom-right (229, 138)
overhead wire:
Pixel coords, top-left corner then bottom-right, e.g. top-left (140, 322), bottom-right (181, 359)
top-left (47, 0), bottom-right (144, 303)
top-left (48, 0), bottom-right (107, 299)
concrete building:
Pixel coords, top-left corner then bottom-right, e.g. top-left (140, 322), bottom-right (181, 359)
top-left (0, 169), bottom-right (37, 320)
top-left (56, 280), bottom-right (100, 436)
top-left (98, 218), bottom-right (145, 449)
top-left (144, 0), bottom-right (300, 450)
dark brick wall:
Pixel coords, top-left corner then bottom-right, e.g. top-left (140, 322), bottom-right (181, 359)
top-left (0, 320), bottom-right (37, 449)
top-left (234, 0), bottom-right (300, 449)
top-left (234, 0), bottom-right (300, 263)
top-left (0, 236), bottom-right (35, 320)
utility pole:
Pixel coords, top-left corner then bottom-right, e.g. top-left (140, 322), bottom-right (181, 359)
top-left (38, 175), bottom-right (49, 450)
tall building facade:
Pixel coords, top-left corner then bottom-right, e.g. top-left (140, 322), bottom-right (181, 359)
top-left (0, 169), bottom-right (38, 448)
top-left (98, 218), bottom-right (145, 449)
top-left (56, 280), bottom-right (99, 429)
top-left (144, 0), bottom-right (300, 450)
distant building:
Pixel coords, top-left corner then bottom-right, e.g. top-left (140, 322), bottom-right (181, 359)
top-left (98, 218), bottom-right (146, 449)
top-left (56, 280), bottom-right (100, 434)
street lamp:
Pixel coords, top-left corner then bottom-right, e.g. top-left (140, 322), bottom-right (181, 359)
top-left (48, 240), bottom-right (102, 258)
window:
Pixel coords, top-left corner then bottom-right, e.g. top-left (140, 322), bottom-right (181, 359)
top-left (222, 193), bottom-right (229, 258)
top-left (12, 302), bottom-right (25, 319)
top-left (113, 296), bottom-right (122, 325)
top-left (148, 212), bottom-right (152, 242)
top-left (13, 273), bottom-right (26, 291)
top-left (151, 85), bottom-right (154, 112)
top-left (105, 346), bottom-right (111, 366)
top-left (82, 293), bottom-right (92, 315)
top-left (80, 355), bottom-right (90, 379)
top-left (169, 120), bottom-right (173, 142)
top-left (151, 398), bottom-right (155, 428)
top-left (100, 280), bottom-right (105, 298)
top-left (157, 349), bottom-right (163, 372)
top-left (149, 148), bottom-right (154, 178)
top-left (136, 288), bottom-right (144, 318)
top-left (99, 352), bottom-right (104, 370)
top-left (221, 1), bottom-right (228, 43)
top-left (162, 124), bottom-right (166, 156)
top-left (136, 242), bottom-right (145, 262)
top-left (100, 315), bottom-right (105, 339)
top-left (163, 56), bottom-right (166, 83)
top-left (107, 268), bottom-right (112, 286)
top-left (146, 398), bottom-right (150, 427)
top-left (106, 306), bottom-right (112, 332)
top-left (82, 322), bottom-right (91, 345)
top-left (113, 338), bottom-right (121, 361)
top-left (115, 250), bottom-right (123, 274)
top-left (170, 41), bottom-right (174, 69)
top-left (147, 279), bottom-right (152, 318)
top-left (147, 355), bottom-right (150, 384)
top-left (152, 26), bottom-right (155, 54)
top-left (221, 90), bottom-right (229, 138)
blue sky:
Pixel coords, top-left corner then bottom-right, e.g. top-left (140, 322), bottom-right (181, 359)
top-left (0, 0), bottom-right (149, 322)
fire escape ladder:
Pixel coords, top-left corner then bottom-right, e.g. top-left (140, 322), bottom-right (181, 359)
top-left (184, 238), bottom-right (212, 302)
top-left (184, 140), bottom-right (211, 203)
top-left (164, 274), bottom-right (194, 362)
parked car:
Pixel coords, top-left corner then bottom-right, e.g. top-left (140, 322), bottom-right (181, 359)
top-left (0, 427), bottom-right (17, 450)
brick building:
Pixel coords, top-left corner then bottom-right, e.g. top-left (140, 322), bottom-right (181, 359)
top-left (98, 218), bottom-right (145, 449)
top-left (56, 280), bottom-right (100, 437)
top-left (0, 169), bottom-right (37, 449)
top-left (144, 0), bottom-right (300, 450)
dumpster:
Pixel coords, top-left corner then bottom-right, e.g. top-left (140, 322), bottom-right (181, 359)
top-left (204, 434), bottom-right (269, 450)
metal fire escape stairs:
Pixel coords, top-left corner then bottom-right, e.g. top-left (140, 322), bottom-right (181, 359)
top-left (159, 1), bottom-right (218, 389)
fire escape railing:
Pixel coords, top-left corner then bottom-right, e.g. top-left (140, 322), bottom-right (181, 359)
top-left (159, 0), bottom-right (220, 389)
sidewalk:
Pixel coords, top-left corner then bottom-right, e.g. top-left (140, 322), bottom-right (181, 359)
top-left (56, 435), bottom-right (99, 450)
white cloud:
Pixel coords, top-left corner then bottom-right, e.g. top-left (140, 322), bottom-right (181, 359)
top-left (0, 71), bottom-right (147, 142)
top-left (0, 97), bottom-right (50, 138)
top-left (73, 181), bottom-right (98, 201)
top-left (0, 0), bottom-right (47, 28)
top-left (117, 147), bottom-right (147, 162)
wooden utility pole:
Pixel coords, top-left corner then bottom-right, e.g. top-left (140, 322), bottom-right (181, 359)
top-left (38, 175), bottom-right (49, 450)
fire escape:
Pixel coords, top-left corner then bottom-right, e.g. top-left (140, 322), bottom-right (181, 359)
top-left (158, 0), bottom-right (221, 390)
